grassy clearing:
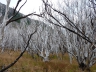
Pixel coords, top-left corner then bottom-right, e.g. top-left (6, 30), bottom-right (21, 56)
top-left (0, 50), bottom-right (96, 72)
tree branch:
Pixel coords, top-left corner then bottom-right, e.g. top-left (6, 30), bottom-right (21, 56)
top-left (0, 28), bottom-right (37, 72)
top-left (6, 12), bottom-right (35, 26)
top-left (42, 0), bottom-right (92, 44)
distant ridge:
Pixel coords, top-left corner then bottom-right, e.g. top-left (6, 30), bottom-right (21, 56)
top-left (0, 2), bottom-right (32, 24)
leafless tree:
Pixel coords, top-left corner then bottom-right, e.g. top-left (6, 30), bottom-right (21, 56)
top-left (27, 21), bottom-right (66, 62)
top-left (41, 0), bottom-right (96, 71)
top-left (0, 0), bottom-right (38, 72)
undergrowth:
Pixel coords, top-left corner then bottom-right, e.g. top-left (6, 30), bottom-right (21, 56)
top-left (0, 50), bottom-right (96, 72)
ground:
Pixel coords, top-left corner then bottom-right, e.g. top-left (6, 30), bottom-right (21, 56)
top-left (0, 50), bottom-right (96, 72)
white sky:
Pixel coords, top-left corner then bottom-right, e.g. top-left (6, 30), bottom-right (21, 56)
top-left (0, 0), bottom-right (75, 15)
top-left (0, 0), bottom-right (43, 15)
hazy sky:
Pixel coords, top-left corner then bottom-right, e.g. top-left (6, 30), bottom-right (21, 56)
top-left (0, 0), bottom-right (42, 15)
top-left (0, 0), bottom-right (75, 15)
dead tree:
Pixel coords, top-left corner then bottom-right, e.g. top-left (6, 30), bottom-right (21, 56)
top-left (41, 0), bottom-right (96, 71)
top-left (0, 0), bottom-right (38, 72)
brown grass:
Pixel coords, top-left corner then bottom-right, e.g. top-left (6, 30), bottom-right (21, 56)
top-left (0, 50), bottom-right (96, 72)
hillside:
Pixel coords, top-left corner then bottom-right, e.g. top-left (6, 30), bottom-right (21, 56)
top-left (0, 2), bottom-right (32, 24)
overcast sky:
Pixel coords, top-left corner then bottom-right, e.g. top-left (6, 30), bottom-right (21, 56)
top-left (0, 0), bottom-right (76, 15)
top-left (0, 0), bottom-right (43, 15)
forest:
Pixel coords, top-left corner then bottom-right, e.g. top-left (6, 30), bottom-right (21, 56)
top-left (0, 0), bottom-right (96, 72)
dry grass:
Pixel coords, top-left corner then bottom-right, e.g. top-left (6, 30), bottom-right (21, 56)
top-left (0, 50), bottom-right (96, 72)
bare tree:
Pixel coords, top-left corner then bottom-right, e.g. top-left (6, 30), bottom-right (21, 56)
top-left (41, 0), bottom-right (96, 71)
top-left (27, 21), bottom-right (66, 62)
top-left (0, 0), bottom-right (38, 71)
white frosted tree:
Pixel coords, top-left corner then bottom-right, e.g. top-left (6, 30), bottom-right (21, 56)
top-left (41, 0), bottom-right (96, 71)
top-left (0, 0), bottom-right (11, 52)
top-left (0, 0), bottom-right (38, 71)
top-left (27, 21), bottom-right (66, 62)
